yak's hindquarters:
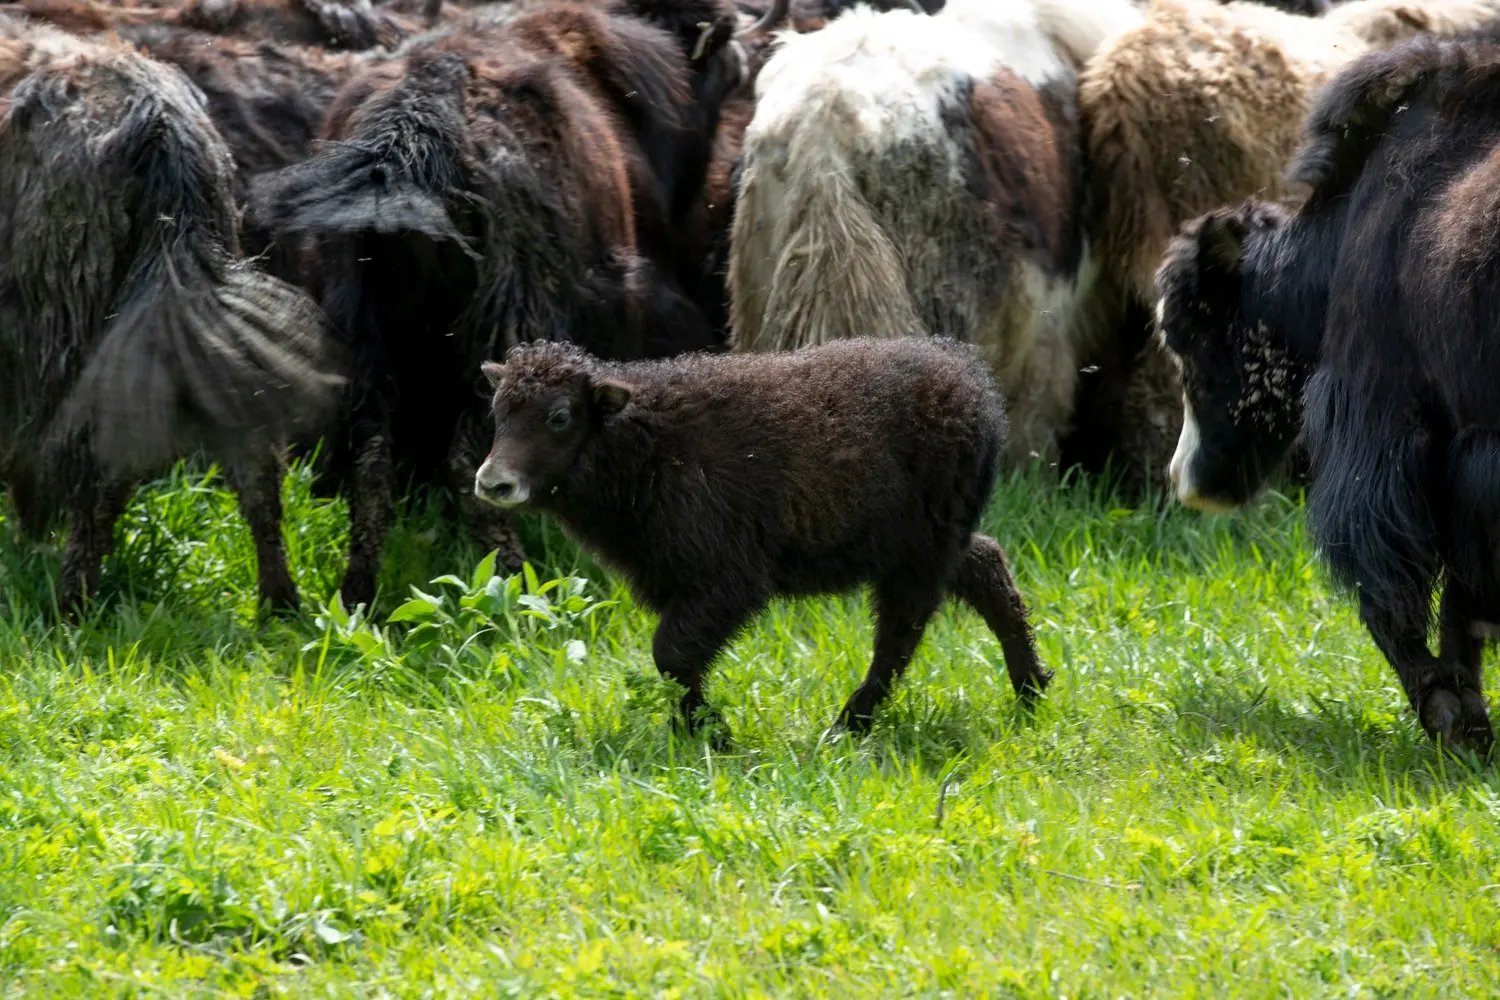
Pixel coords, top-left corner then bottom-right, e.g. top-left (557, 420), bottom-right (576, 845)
top-left (729, 124), bottom-right (923, 352)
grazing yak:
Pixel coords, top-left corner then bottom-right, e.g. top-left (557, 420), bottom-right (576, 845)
top-left (1156, 35), bottom-right (1500, 751)
top-left (0, 16), bottom-right (343, 611)
top-left (1068, 0), bottom-right (1500, 489)
top-left (251, 0), bottom-right (752, 608)
top-left (728, 0), bottom-right (1144, 466)
top-left (476, 338), bottom-right (1047, 735)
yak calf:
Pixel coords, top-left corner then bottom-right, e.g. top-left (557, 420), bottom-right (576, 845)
top-left (474, 338), bottom-right (1048, 735)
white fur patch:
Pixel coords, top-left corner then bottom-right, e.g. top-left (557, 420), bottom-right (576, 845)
top-left (751, 0), bottom-right (1143, 156)
top-left (475, 458), bottom-right (529, 507)
top-left (1170, 397), bottom-right (1238, 513)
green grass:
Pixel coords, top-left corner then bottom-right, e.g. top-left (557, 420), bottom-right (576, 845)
top-left (1, 463), bottom-right (1497, 998)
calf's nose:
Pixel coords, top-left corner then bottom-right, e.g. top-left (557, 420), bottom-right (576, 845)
top-left (475, 460), bottom-right (529, 507)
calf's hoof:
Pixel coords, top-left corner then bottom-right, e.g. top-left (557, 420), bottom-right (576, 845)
top-left (832, 706), bottom-right (875, 738)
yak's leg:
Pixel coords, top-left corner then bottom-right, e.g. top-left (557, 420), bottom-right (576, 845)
top-left (653, 584), bottom-right (763, 733)
top-left (1359, 591), bottom-right (1465, 747)
top-left (339, 427), bottom-right (394, 611)
top-left (57, 481), bottom-right (130, 616)
top-left (1440, 427), bottom-right (1500, 752)
top-left (1438, 578), bottom-right (1494, 753)
top-left (447, 413), bottom-right (526, 573)
top-left (228, 448), bottom-right (299, 612)
top-left (835, 578), bottom-right (942, 734)
top-left (950, 533), bottom-right (1050, 702)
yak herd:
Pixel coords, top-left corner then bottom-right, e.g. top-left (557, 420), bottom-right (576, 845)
top-left (4, 0), bottom-right (1500, 748)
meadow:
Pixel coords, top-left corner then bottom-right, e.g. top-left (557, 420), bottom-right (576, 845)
top-left (1, 464), bottom-right (1497, 998)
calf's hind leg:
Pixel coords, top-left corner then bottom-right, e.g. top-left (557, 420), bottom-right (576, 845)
top-left (835, 578), bottom-right (943, 734)
top-left (950, 534), bottom-right (1049, 701)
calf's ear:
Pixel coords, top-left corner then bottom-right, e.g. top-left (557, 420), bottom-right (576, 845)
top-left (481, 361), bottom-right (505, 387)
top-left (591, 378), bottom-right (632, 415)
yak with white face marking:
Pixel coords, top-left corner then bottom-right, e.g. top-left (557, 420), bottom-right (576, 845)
top-left (1068, 0), bottom-right (1500, 489)
top-left (728, 0), bottom-right (1142, 465)
top-left (1156, 34), bottom-right (1500, 752)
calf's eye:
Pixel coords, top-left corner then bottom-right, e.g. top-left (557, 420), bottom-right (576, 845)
top-left (546, 408), bottom-right (572, 431)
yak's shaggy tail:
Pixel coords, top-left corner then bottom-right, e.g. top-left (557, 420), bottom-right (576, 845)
top-left (0, 32), bottom-right (343, 483)
top-left (249, 50), bottom-right (474, 249)
top-left (60, 255), bottom-right (340, 478)
top-left (728, 130), bottom-right (921, 353)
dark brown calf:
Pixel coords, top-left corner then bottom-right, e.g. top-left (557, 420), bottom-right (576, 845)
top-left (476, 338), bottom-right (1048, 735)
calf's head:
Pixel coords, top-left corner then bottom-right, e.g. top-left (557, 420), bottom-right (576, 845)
top-left (1156, 202), bottom-right (1308, 511)
top-left (474, 343), bottom-right (632, 509)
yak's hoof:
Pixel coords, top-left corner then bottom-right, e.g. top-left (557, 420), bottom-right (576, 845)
top-left (1460, 689), bottom-right (1494, 756)
top-left (677, 703), bottom-right (730, 748)
top-left (260, 589), bottom-right (301, 616)
top-left (833, 707), bottom-right (875, 737)
top-left (1421, 689), bottom-right (1464, 746)
top-left (1017, 670), bottom-right (1052, 706)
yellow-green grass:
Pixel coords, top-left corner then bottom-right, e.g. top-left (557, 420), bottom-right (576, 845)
top-left (0, 464), bottom-right (1496, 998)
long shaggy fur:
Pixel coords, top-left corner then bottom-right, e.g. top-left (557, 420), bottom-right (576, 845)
top-left (1155, 34), bottom-right (1500, 750)
top-left (8, 0), bottom-right (423, 49)
top-left (0, 17), bottom-right (343, 607)
top-left (118, 25), bottom-right (365, 278)
top-left (250, 1), bottom-right (734, 607)
top-left (728, 0), bottom-right (1141, 463)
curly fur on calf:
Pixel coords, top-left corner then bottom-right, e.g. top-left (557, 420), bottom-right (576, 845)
top-left (728, 0), bottom-right (1143, 466)
top-left (475, 338), bottom-right (1048, 735)
top-left (0, 17), bottom-right (343, 611)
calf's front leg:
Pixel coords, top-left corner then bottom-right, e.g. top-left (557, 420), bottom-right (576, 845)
top-left (652, 584), bottom-right (764, 734)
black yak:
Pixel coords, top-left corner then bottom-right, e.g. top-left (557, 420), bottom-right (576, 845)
top-left (251, 0), bottom-right (751, 609)
top-left (0, 17), bottom-right (343, 611)
top-left (475, 338), bottom-right (1048, 734)
top-left (1155, 34), bottom-right (1500, 751)
top-left (1065, 0), bottom-right (1500, 490)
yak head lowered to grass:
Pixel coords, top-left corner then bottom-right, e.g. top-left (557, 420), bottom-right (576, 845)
top-left (1154, 201), bottom-right (1320, 512)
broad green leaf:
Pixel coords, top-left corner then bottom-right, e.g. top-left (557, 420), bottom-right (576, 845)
top-left (470, 550), bottom-right (498, 591)
top-left (387, 599), bottom-right (439, 623)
